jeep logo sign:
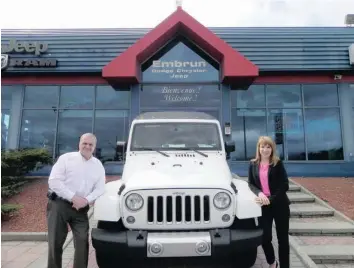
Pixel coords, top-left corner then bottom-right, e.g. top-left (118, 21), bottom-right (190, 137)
top-left (1, 39), bottom-right (48, 56)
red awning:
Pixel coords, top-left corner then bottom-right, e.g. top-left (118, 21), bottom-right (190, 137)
top-left (102, 7), bottom-right (258, 87)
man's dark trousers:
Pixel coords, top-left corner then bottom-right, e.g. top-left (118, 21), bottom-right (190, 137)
top-left (47, 198), bottom-right (90, 268)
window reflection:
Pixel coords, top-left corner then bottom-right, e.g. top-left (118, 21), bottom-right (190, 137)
top-left (303, 84), bottom-right (338, 106)
top-left (232, 85), bottom-right (265, 108)
top-left (230, 109), bottom-right (267, 160)
top-left (24, 86), bottom-right (59, 108)
top-left (94, 110), bottom-right (129, 163)
top-left (1, 110), bottom-right (11, 150)
top-left (305, 108), bottom-right (343, 160)
top-left (19, 110), bottom-right (56, 156)
top-left (267, 109), bottom-right (306, 160)
top-left (1, 86), bottom-right (13, 110)
top-left (266, 85), bottom-right (302, 108)
top-left (350, 86), bottom-right (354, 107)
top-left (57, 110), bottom-right (93, 156)
top-left (96, 86), bottom-right (130, 109)
top-left (60, 86), bottom-right (94, 109)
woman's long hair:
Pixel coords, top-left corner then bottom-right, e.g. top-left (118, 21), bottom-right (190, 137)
top-left (251, 136), bottom-right (280, 166)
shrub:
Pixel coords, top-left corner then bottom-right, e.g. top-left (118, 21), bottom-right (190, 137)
top-left (1, 148), bottom-right (52, 220)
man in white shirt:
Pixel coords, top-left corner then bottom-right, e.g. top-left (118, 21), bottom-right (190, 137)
top-left (47, 133), bottom-right (105, 268)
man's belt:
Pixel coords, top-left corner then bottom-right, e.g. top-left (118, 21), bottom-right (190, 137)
top-left (47, 190), bottom-right (73, 205)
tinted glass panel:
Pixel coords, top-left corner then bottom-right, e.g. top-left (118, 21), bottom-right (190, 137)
top-left (19, 110), bottom-right (56, 156)
top-left (142, 38), bottom-right (219, 83)
top-left (266, 85), bottom-right (302, 108)
top-left (267, 109), bottom-right (306, 160)
top-left (94, 110), bottom-right (129, 163)
top-left (305, 108), bottom-right (343, 160)
top-left (24, 86), bottom-right (59, 108)
top-left (303, 84), bottom-right (338, 106)
top-left (232, 85), bottom-right (265, 108)
top-left (350, 85), bottom-right (354, 107)
top-left (57, 110), bottom-right (93, 155)
top-left (1, 110), bottom-right (11, 149)
top-left (1, 86), bottom-right (13, 110)
top-left (231, 109), bottom-right (267, 160)
top-left (60, 86), bottom-right (94, 109)
top-left (96, 86), bottom-right (130, 109)
top-left (140, 85), bottom-right (221, 108)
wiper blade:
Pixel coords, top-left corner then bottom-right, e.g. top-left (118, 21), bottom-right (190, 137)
top-left (179, 148), bottom-right (208, 158)
top-left (140, 148), bottom-right (169, 157)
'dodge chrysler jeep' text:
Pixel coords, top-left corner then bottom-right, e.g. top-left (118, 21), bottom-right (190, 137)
top-left (91, 111), bottom-right (262, 267)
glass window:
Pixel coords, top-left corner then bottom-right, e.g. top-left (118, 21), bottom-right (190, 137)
top-left (1, 110), bottom-right (11, 149)
top-left (140, 85), bottom-right (221, 109)
top-left (350, 85), bottom-right (354, 107)
top-left (1, 86), bottom-right (13, 110)
top-left (96, 86), bottom-right (130, 109)
top-left (232, 85), bottom-right (265, 108)
top-left (19, 110), bottom-right (56, 156)
top-left (94, 110), bottom-right (129, 162)
top-left (266, 85), bottom-right (302, 108)
top-left (303, 84), bottom-right (338, 106)
top-left (305, 108), bottom-right (343, 160)
top-left (142, 38), bottom-right (219, 83)
top-left (267, 109), bottom-right (306, 160)
top-left (57, 110), bottom-right (93, 155)
top-left (60, 86), bottom-right (94, 109)
top-left (24, 86), bottom-right (59, 108)
top-left (231, 109), bottom-right (267, 160)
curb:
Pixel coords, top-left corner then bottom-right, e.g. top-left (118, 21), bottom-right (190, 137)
top-left (289, 235), bottom-right (318, 268)
top-left (290, 178), bottom-right (354, 225)
top-left (1, 232), bottom-right (48, 241)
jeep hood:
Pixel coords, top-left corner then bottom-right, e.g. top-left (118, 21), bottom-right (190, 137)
top-left (122, 155), bottom-right (232, 190)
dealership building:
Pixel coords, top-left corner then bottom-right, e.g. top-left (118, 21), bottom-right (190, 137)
top-left (1, 7), bottom-right (354, 177)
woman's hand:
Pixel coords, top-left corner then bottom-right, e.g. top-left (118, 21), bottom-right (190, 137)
top-left (255, 192), bottom-right (270, 206)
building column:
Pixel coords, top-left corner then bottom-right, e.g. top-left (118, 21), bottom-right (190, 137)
top-left (7, 85), bottom-right (23, 150)
top-left (339, 83), bottom-right (354, 161)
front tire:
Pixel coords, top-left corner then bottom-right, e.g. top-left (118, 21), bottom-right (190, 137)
top-left (236, 248), bottom-right (258, 268)
top-left (95, 220), bottom-right (127, 268)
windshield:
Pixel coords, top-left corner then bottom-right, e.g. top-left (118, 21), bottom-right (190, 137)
top-left (130, 122), bottom-right (222, 151)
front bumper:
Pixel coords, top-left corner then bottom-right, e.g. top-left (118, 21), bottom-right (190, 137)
top-left (91, 227), bottom-right (262, 259)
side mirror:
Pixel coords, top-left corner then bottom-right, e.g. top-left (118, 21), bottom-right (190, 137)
top-left (115, 141), bottom-right (127, 161)
top-left (225, 141), bottom-right (235, 153)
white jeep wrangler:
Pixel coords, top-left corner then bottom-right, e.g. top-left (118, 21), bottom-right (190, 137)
top-left (91, 111), bottom-right (262, 267)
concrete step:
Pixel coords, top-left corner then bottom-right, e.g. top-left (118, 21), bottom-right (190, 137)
top-left (290, 203), bottom-right (334, 217)
top-left (301, 244), bottom-right (354, 264)
top-left (289, 184), bottom-right (301, 192)
top-left (288, 192), bottom-right (315, 203)
top-left (289, 221), bottom-right (354, 235)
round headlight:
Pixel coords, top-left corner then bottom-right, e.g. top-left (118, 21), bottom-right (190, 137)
top-left (213, 192), bottom-right (231, 210)
top-left (125, 193), bottom-right (144, 211)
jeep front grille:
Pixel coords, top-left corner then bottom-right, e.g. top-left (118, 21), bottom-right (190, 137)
top-left (147, 195), bottom-right (210, 224)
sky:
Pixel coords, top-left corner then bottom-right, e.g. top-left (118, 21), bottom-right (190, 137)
top-left (1, 0), bottom-right (354, 29)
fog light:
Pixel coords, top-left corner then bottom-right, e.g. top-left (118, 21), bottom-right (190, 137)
top-left (222, 214), bottom-right (231, 222)
top-left (150, 242), bottom-right (163, 255)
top-left (195, 241), bottom-right (209, 255)
top-left (126, 216), bottom-right (135, 224)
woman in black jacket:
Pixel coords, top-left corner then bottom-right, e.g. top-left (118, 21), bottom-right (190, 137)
top-left (248, 136), bottom-right (290, 268)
